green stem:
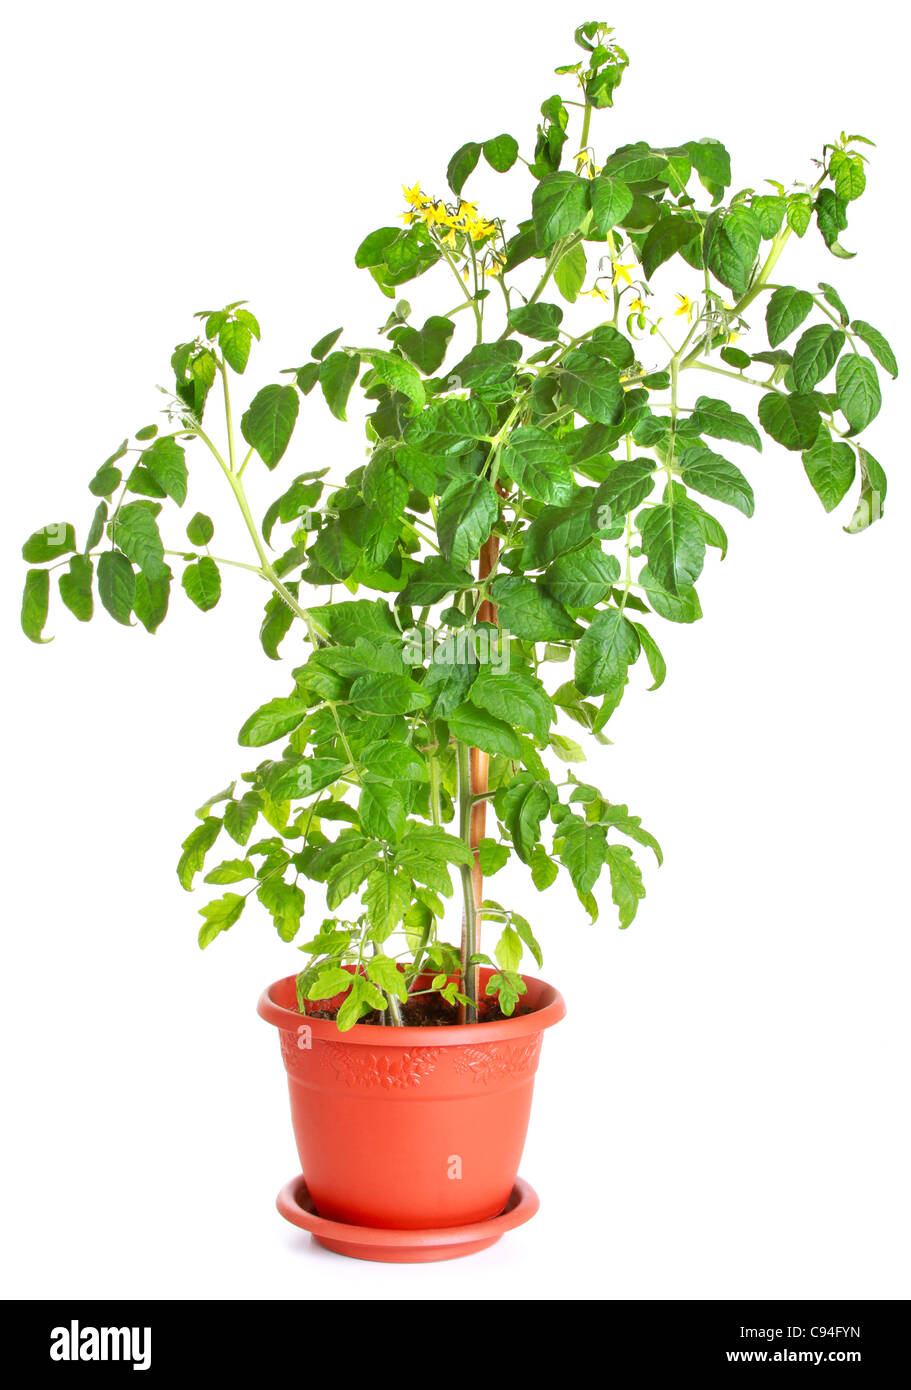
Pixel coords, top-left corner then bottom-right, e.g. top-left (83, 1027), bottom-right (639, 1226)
top-left (457, 740), bottom-right (479, 1023)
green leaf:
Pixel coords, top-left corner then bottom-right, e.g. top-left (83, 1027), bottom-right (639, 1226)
top-left (238, 696), bottom-right (310, 747)
top-left (366, 350), bottom-right (426, 412)
top-left (349, 673), bottom-right (430, 715)
top-left (836, 355), bottom-right (881, 432)
top-left (704, 207), bottom-right (761, 297)
top-left (355, 227), bottom-right (400, 269)
top-left (182, 556), bottom-right (221, 611)
top-left (437, 477), bottom-right (499, 567)
top-left (766, 286), bottom-right (815, 347)
top-left (112, 502), bottom-right (166, 577)
top-left (498, 773), bottom-right (552, 862)
top-left (398, 556), bottom-right (473, 606)
top-left (366, 953), bottom-right (408, 1001)
top-left (260, 591), bottom-right (296, 659)
top-left (523, 489), bottom-right (613, 568)
top-left (483, 133), bottom-right (519, 172)
top-left (530, 844), bottom-right (558, 889)
top-left (311, 327), bottom-right (343, 360)
top-left (361, 742), bottom-right (428, 784)
top-left (450, 340), bottom-right (521, 395)
top-left (605, 844), bottom-right (644, 927)
top-left (844, 447), bottom-right (887, 534)
top-left (142, 436), bottom-right (188, 505)
top-left (359, 782), bottom-right (406, 841)
top-left (21, 568), bottom-right (51, 642)
top-left (757, 392), bottom-right (821, 451)
top-left (363, 867), bottom-right (412, 943)
top-left (560, 349), bottom-right (624, 424)
top-left (802, 429), bottom-right (856, 512)
top-left (829, 149), bottom-right (866, 202)
top-left (404, 397), bottom-right (492, 454)
top-left (493, 925), bottom-right (523, 974)
top-left (186, 511), bottom-right (214, 546)
top-left (58, 554), bottom-right (94, 622)
top-left (602, 142), bottom-right (668, 184)
top-left (642, 215), bottom-right (699, 279)
top-left (819, 282), bottom-right (850, 325)
top-left (204, 858), bottom-right (256, 885)
top-left (639, 566), bottom-right (702, 624)
top-left (489, 576), bottom-right (582, 641)
top-left (469, 670), bottom-right (553, 743)
top-left (447, 141), bottom-right (481, 196)
top-left (543, 543), bottom-right (620, 607)
top-left (589, 174), bottom-right (633, 233)
top-left (792, 324), bottom-right (845, 393)
top-left (97, 549), bottom-right (135, 625)
top-left (560, 819), bottom-right (607, 895)
top-left (574, 607), bottom-right (640, 698)
top-left (506, 302), bottom-right (564, 341)
top-left (22, 523), bottom-right (76, 564)
top-left (685, 138), bottom-right (731, 198)
top-left (319, 351), bottom-right (359, 421)
top-left (690, 396), bottom-right (761, 450)
top-left (85, 502), bottom-right (107, 553)
top-left (502, 426), bottom-right (574, 504)
top-left (553, 242), bottom-right (587, 302)
top-left (478, 839), bottom-right (509, 875)
top-left (224, 792), bottom-right (262, 847)
top-left (257, 877), bottom-right (305, 942)
top-left (198, 892), bottom-right (245, 948)
top-left (337, 975), bottom-right (387, 1031)
top-left (532, 172), bottom-right (591, 249)
top-left (363, 453), bottom-right (409, 519)
top-left (638, 500), bottom-right (706, 594)
top-left (678, 447), bottom-right (755, 517)
top-left (632, 622), bottom-right (666, 690)
top-left (89, 451), bottom-right (125, 498)
top-left (178, 817), bottom-right (222, 890)
top-left (391, 315), bottom-right (455, 374)
top-left (219, 320), bottom-right (252, 374)
top-left (448, 704), bottom-right (522, 759)
top-left (849, 321), bottom-right (898, 378)
top-left (241, 384), bottom-right (300, 469)
top-left (593, 459), bottom-right (656, 517)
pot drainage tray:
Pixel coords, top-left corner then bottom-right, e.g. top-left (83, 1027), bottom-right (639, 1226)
top-left (276, 1175), bottom-right (538, 1263)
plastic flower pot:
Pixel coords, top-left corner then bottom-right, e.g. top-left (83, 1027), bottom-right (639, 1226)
top-left (257, 967), bottom-right (565, 1258)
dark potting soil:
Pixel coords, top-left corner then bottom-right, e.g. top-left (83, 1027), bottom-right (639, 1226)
top-left (305, 993), bottom-right (532, 1026)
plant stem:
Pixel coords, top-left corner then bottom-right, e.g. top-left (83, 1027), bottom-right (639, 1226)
top-left (457, 739), bottom-right (479, 1024)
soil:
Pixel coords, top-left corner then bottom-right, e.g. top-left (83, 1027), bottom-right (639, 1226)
top-left (305, 992), bottom-right (532, 1027)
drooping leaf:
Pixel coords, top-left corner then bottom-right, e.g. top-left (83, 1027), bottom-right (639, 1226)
top-left (574, 607), bottom-right (641, 698)
top-left (21, 568), bottom-right (51, 643)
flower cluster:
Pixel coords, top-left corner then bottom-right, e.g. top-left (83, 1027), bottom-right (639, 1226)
top-left (401, 182), bottom-right (497, 247)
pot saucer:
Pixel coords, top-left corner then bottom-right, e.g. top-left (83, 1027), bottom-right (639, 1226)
top-left (276, 1175), bottom-right (539, 1263)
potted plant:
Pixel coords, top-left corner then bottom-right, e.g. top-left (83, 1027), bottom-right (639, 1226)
top-left (20, 21), bottom-right (896, 1262)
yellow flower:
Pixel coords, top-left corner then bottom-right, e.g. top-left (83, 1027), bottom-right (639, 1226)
top-left (401, 209), bottom-right (416, 225)
top-left (583, 285), bottom-right (611, 303)
top-left (402, 182), bottom-right (425, 208)
top-left (629, 297), bottom-right (646, 313)
top-left (485, 259), bottom-right (504, 277)
top-left (612, 263), bottom-right (634, 286)
top-left (727, 329), bottom-right (741, 344)
top-left (674, 294), bottom-right (693, 322)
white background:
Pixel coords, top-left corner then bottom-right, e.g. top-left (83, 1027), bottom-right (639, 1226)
top-left (2, 0), bottom-right (908, 1301)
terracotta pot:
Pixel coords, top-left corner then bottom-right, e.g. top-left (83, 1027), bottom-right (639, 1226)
top-left (257, 967), bottom-right (565, 1231)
